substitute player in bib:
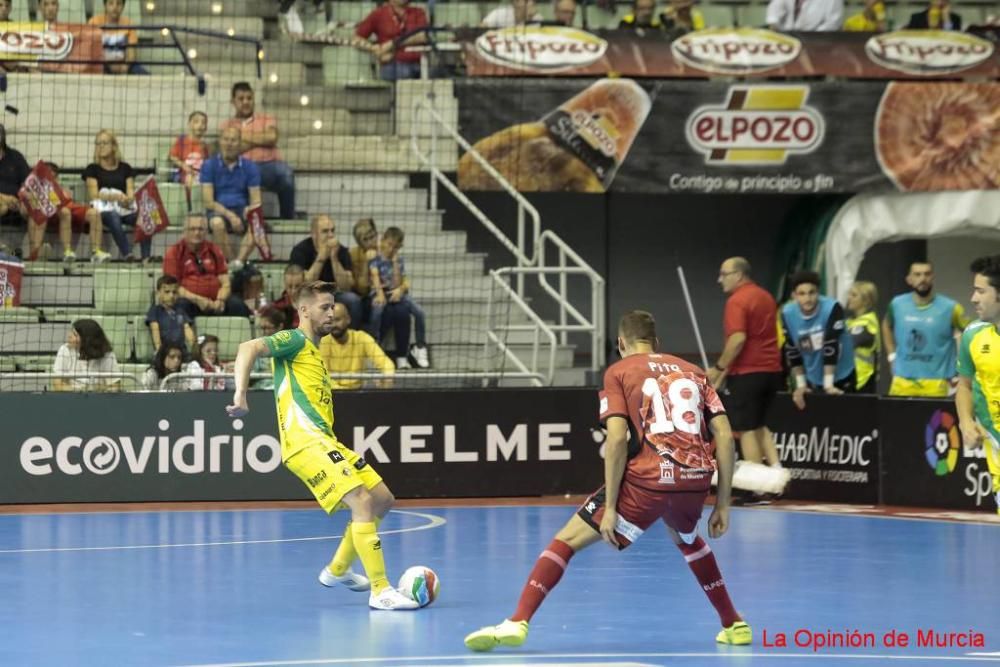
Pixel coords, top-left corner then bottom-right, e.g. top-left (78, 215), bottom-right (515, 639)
top-left (884, 261), bottom-right (969, 397)
top-left (464, 310), bottom-right (748, 652)
top-left (956, 255), bottom-right (1000, 514)
top-left (226, 280), bottom-right (418, 610)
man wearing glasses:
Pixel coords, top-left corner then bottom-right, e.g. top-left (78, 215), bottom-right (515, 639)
top-left (707, 257), bottom-right (785, 485)
top-left (163, 214), bottom-right (250, 320)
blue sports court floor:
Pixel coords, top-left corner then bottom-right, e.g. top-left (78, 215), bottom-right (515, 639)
top-left (0, 502), bottom-right (998, 666)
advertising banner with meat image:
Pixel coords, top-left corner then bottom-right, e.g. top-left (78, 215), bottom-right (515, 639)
top-left (455, 79), bottom-right (1000, 194)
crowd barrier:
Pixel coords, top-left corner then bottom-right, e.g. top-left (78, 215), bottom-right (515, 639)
top-left (2, 390), bottom-right (993, 511)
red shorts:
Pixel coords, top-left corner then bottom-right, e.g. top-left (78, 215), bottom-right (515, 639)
top-left (46, 203), bottom-right (91, 230)
top-left (577, 478), bottom-right (708, 550)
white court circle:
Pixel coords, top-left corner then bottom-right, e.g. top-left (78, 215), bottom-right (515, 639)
top-left (0, 510), bottom-right (446, 554)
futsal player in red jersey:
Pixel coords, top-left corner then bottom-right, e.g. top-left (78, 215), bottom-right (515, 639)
top-left (465, 310), bottom-right (751, 651)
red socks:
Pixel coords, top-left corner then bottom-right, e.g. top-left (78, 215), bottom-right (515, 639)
top-left (678, 536), bottom-right (741, 627)
top-left (511, 539), bottom-right (574, 622)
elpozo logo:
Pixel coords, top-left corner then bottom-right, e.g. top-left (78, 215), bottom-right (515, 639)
top-left (866, 30), bottom-right (994, 75)
top-left (671, 28), bottom-right (801, 75)
top-left (0, 25), bottom-right (74, 60)
top-left (475, 26), bottom-right (607, 72)
top-left (685, 85), bottom-right (824, 165)
top-left (925, 409), bottom-right (960, 476)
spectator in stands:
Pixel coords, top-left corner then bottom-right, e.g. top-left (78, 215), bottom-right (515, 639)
top-left (47, 162), bottom-right (110, 263)
top-left (221, 82), bottom-right (296, 221)
top-left (52, 318), bottom-right (121, 392)
top-left (146, 274), bottom-right (196, 355)
top-left (843, 0), bottom-right (887, 31)
top-left (84, 129), bottom-right (151, 262)
top-left (552, 0), bottom-right (577, 25)
top-left (251, 307), bottom-right (284, 389)
top-left (0, 0), bottom-right (11, 22)
top-left (906, 0), bottom-right (962, 29)
top-left (355, 0), bottom-right (429, 81)
top-left (482, 0), bottom-right (542, 27)
top-left (163, 214), bottom-right (250, 319)
top-left (290, 214), bottom-right (363, 327)
top-left (89, 0), bottom-right (148, 75)
top-left (320, 302), bottom-right (396, 390)
top-left (350, 218), bottom-right (379, 302)
top-left (882, 261), bottom-right (969, 397)
top-left (201, 126), bottom-right (263, 268)
top-left (661, 0), bottom-right (705, 32)
top-left (231, 263), bottom-right (269, 316)
top-left (0, 125), bottom-right (45, 260)
top-left (846, 280), bottom-right (880, 394)
top-left (766, 0), bottom-right (843, 30)
top-left (39, 0), bottom-right (59, 23)
top-left (618, 0), bottom-right (663, 30)
top-left (170, 111), bottom-right (209, 193)
top-left (369, 226), bottom-right (429, 369)
top-left (142, 343), bottom-right (185, 390)
top-left (186, 334), bottom-right (227, 391)
top-left (271, 263), bottom-right (304, 328)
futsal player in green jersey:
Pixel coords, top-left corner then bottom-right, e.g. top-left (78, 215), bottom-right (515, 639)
top-left (226, 280), bottom-right (418, 609)
top-left (956, 256), bottom-right (1000, 515)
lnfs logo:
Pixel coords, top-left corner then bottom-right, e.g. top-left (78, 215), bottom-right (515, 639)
top-left (925, 409), bottom-right (960, 476)
top-left (685, 86), bottom-right (824, 165)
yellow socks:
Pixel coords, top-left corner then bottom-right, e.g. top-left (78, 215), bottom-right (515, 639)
top-left (351, 520), bottom-right (389, 593)
top-left (328, 517), bottom-right (381, 577)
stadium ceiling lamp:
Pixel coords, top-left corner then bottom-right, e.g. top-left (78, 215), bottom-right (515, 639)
top-left (227, 28), bottom-right (235, 37)
top-left (258, 49), bottom-right (265, 60)
top-left (269, 72), bottom-right (279, 83)
top-left (145, 1), bottom-right (155, 11)
top-left (187, 48), bottom-right (198, 59)
top-left (211, 3), bottom-right (224, 15)
top-left (313, 120), bottom-right (323, 130)
top-left (160, 27), bottom-right (169, 36)
top-left (300, 95), bottom-right (309, 106)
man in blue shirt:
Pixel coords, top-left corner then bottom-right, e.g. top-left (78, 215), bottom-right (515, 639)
top-left (882, 261), bottom-right (969, 397)
top-left (781, 270), bottom-right (855, 411)
top-left (201, 126), bottom-right (263, 269)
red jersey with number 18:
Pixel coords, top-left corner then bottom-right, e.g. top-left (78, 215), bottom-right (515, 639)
top-left (599, 353), bottom-right (726, 492)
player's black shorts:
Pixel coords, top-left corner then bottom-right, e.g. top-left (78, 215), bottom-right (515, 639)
top-left (720, 371), bottom-right (783, 432)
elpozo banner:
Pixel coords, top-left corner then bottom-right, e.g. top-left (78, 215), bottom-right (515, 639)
top-left (463, 26), bottom-right (1000, 79)
top-left (455, 79), bottom-right (1000, 193)
top-left (0, 22), bottom-right (104, 73)
top-left (2, 390), bottom-right (603, 504)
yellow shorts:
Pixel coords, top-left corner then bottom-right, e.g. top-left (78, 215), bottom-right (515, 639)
top-left (888, 377), bottom-right (952, 398)
top-left (285, 438), bottom-right (383, 514)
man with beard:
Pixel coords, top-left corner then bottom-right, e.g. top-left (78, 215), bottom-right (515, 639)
top-left (883, 262), bottom-right (969, 397)
top-left (319, 302), bottom-right (395, 390)
top-left (226, 281), bottom-right (418, 610)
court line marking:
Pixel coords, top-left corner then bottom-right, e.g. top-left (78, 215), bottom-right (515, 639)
top-left (0, 510), bottom-right (446, 554)
top-left (171, 651), bottom-right (1000, 667)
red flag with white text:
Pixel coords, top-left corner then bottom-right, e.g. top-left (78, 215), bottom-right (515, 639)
top-left (247, 205), bottom-right (272, 261)
top-left (18, 161), bottom-right (70, 225)
top-left (133, 177), bottom-right (170, 242)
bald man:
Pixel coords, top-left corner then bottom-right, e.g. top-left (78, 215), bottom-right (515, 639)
top-left (708, 258), bottom-right (785, 475)
top-left (290, 214), bottom-right (363, 327)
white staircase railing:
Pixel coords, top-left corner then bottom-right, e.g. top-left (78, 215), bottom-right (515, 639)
top-left (410, 94), bottom-right (606, 384)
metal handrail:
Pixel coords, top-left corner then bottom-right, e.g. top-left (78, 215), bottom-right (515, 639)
top-left (410, 95), bottom-right (541, 292)
top-left (409, 96), bottom-right (607, 379)
top-left (158, 370), bottom-right (543, 390)
top-left (0, 371), bottom-right (141, 389)
top-left (485, 271), bottom-right (558, 387)
top-left (536, 230), bottom-right (606, 370)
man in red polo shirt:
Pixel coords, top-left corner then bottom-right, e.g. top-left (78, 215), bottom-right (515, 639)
top-left (355, 0), bottom-right (429, 81)
top-left (707, 257), bottom-right (785, 472)
top-left (163, 214), bottom-right (250, 321)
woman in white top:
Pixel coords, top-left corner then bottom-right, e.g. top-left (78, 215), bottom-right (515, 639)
top-left (52, 319), bottom-right (121, 392)
top-left (482, 0), bottom-right (543, 27)
top-left (187, 334), bottom-right (227, 391)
